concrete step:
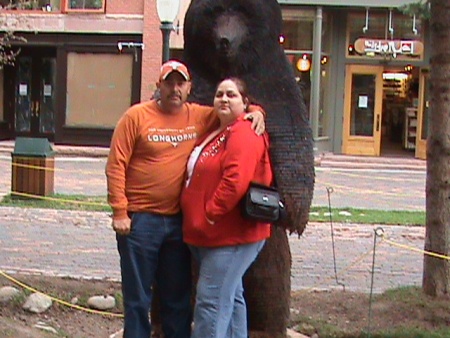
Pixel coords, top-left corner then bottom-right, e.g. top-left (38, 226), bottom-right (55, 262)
top-left (316, 153), bottom-right (426, 171)
top-left (0, 140), bottom-right (426, 171)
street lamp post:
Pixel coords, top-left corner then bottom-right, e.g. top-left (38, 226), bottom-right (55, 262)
top-left (156, 0), bottom-right (181, 63)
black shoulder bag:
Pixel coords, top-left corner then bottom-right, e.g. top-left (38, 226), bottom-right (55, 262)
top-left (240, 136), bottom-right (285, 223)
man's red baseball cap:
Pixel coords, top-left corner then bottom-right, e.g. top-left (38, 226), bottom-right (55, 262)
top-left (159, 60), bottom-right (190, 81)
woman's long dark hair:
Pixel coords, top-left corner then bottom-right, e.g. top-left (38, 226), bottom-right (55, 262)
top-left (216, 77), bottom-right (258, 112)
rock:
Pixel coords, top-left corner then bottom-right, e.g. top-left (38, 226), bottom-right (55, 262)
top-left (287, 328), bottom-right (310, 338)
top-left (290, 308), bottom-right (301, 315)
top-left (109, 328), bottom-right (124, 338)
top-left (87, 295), bottom-right (115, 310)
top-left (70, 296), bottom-right (78, 305)
top-left (338, 211), bottom-right (352, 216)
top-left (23, 293), bottom-right (52, 313)
top-left (293, 323), bottom-right (315, 336)
top-left (0, 286), bottom-right (20, 302)
top-left (34, 321), bottom-right (58, 334)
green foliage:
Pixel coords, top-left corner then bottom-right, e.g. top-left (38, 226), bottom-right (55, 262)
top-left (309, 206), bottom-right (425, 226)
top-left (0, 194), bottom-right (427, 225)
top-left (290, 286), bottom-right (450, 338)
top-left (0, 31), bottom-right (25, 69)
top-left (0, 193), bottom-right (110, 212)
top-left (0, 9), bottom-right (27, 69)
top-left (358, 327), bottom-right (450, 338)
top-left (399, 0), bottom-right (431, 20)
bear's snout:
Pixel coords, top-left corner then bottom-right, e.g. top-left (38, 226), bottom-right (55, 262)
top-left (214, 14), bottom-right (247, 56)
top-left (219, 38), bottom-right (230, 52)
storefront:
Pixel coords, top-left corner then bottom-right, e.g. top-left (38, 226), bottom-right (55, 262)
top-left (1, 33), bottom-right (142, 146)
top-left (0, 1), bottom-right (149, 146)
top-left (1, 0), bottom-right (429, 155)
top-left (279, 0), bottom-right (429, 159)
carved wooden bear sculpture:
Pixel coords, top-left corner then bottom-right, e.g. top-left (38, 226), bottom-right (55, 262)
top-left (182, 0), bottom-right (315, 336)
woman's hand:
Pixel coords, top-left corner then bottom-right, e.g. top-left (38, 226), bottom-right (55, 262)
top-left (244, 111), bottom-right (265, 135)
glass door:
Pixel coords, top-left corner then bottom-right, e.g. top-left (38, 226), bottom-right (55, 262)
top-left (14, 49), bottom-right (56, 138)
top-left (415, 71), bottom-right (429, 159)
top-left (342, 65), bottom-right (383, 156)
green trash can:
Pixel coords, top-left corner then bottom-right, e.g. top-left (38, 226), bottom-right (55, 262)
top-left (11, 137), bottom-right (55, 197)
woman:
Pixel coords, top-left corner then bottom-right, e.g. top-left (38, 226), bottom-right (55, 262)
top-left (180, 78), bottom-right (273, 338)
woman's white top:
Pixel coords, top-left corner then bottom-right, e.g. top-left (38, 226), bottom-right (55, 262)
top-left (185, 128), bottom-right (222, 187)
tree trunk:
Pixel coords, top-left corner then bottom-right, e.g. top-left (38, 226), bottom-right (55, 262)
top-left (244, 226), bottom-right (291, 338)
top-left (422, 0), bottom-right (450, 297)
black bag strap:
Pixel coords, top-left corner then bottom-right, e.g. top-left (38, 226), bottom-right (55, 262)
top-left (262, 133), bottom-right (278, 187)
top-left (262, 133), bottom-right (286, 213)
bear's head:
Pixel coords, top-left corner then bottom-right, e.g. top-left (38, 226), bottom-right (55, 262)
top-left (184, 0), bottom-right (282, 79)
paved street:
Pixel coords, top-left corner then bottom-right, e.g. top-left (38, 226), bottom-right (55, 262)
top-left (314, 167), bottom-right (425, 211)
top-left (0, 154), bottom-right (427, 209)
top-left (0, 153), bottom-right (427, 293)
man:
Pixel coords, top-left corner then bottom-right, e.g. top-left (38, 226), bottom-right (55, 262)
top-left (106, 60), bottom-right (264, 338)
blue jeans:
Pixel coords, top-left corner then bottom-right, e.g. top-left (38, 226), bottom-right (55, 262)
top-left (116, 212), bottom-right (192, 338)
top-left (189, 241), bottom-right (265, 338)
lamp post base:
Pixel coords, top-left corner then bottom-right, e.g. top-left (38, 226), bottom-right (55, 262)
top-left (160, 22), bottom-right (173, 63)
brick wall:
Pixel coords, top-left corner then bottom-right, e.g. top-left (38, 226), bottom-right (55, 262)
top-left (106, 0), bottom-right (144, 15)
top-left (141, 0), bottom-right (162, 100)
top-left (104, 0), bottom-right (166, 101)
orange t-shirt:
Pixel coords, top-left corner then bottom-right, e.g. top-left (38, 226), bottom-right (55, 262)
top-left (106, 100), bottom-right (217, 219)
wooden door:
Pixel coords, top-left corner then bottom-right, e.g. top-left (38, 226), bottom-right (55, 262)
top-left (342, 65), bottom-right (383, 156)
top-left (415, 71), bottom-right (429, 159)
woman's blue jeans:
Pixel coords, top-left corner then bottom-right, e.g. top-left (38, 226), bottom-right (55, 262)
top-left (189, 240), bottom-right (265, 338)
top-left (116, 212), bottom-right (192, 338)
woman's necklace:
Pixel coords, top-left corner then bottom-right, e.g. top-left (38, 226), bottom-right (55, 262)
top-left (199, 125), bottom-right (231, 161)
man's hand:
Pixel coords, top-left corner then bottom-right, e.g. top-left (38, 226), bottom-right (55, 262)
top-left (244, 111), bottom-right (265, 135)
top-left (111, 217), bottom-right (131, 235)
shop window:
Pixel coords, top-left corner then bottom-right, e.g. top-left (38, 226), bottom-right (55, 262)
top-left (65, 0), bottom-right (105, 12)
top-left (0, 69), bottom-right (3, 121)
top-left (318, 61), bottom-right (330, 137)
top-left (350, 74), bottom-right (376, 137)
top-left (281, 8), bottom-right (330, 53)
top-left (347, 10), bottom-right (424, 60)
top-left (66, 52), bottom-right (133, 128)
top-left (282, 8), bottom-right (331, 138)
top-left (1, 0), bottom-right (61, 11)
top-left (421, 75), bottom-right (429, 140)
top-left (284, 53), bottom-right (330, 138)
top-left (282, 20), bottom-right (314, 51)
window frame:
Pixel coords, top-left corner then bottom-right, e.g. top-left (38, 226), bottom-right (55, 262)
top-left (63, 0), bottom-right (106, 14)
top-left (1, 0), bottom-right (62, 12)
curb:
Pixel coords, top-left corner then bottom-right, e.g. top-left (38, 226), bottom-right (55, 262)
top-left (0, 142), bottom-right (426, 170)
top-left (315, 152), bottom-right (426, 171)
top-left (316, 161), bottom-right (426, 171)
top-left (0, 144), bottom-right (109, 158)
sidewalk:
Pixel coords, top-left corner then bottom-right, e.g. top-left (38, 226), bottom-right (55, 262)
top-left (0, 139), bottom-right (425, 294)
top-left (0, 206), bottom-right (424, 294)
top-left (0, 139), bottom-right (427, 170)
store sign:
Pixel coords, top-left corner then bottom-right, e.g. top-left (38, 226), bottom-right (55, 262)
top-left (354, 38), bottom-right (424, 56)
